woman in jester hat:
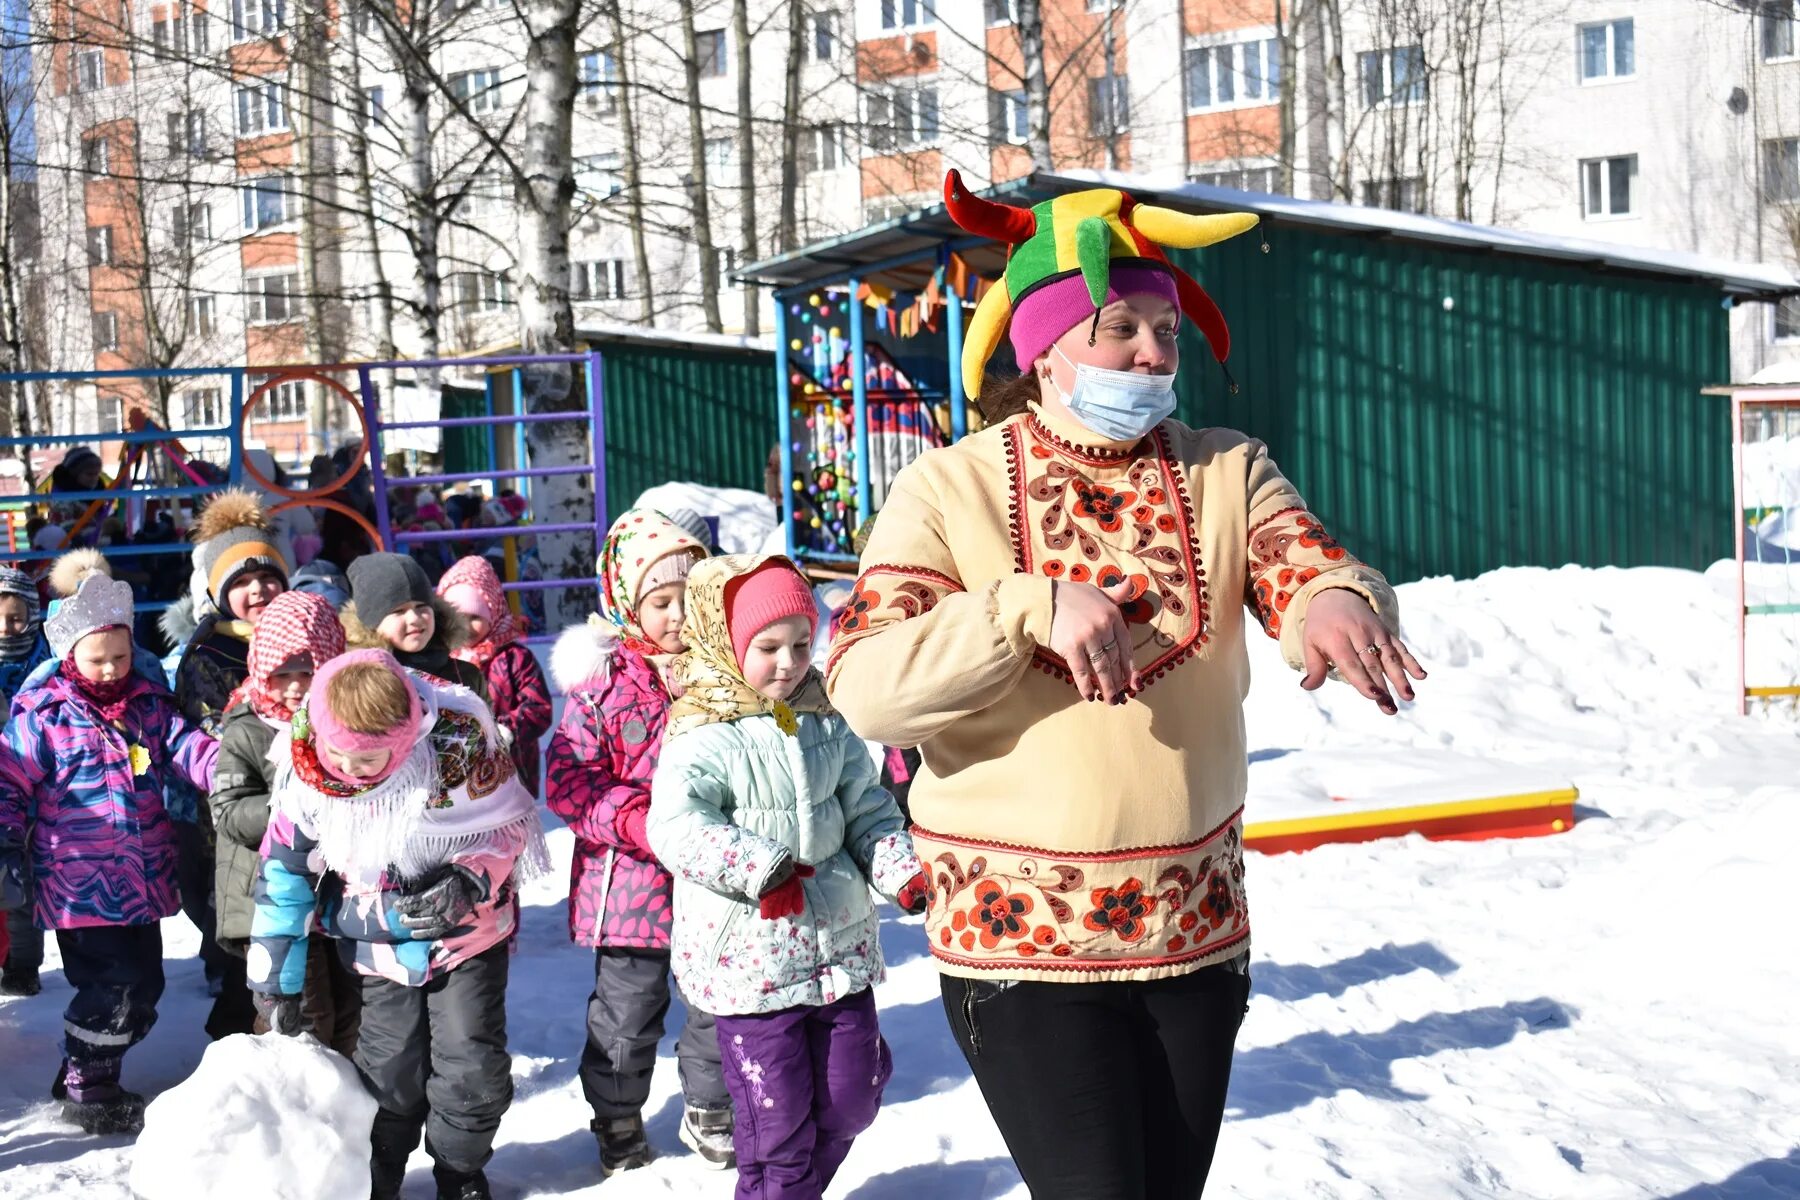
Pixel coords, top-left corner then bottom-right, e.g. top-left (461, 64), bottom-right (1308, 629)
top-left (826, 172), bottom-right (1428, 1198)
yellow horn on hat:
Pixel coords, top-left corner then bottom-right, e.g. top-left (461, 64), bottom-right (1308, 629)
top-left (1130, 206), bottom-right (1259, 250)
top-left (961, 275), bottom-right (1013, 400)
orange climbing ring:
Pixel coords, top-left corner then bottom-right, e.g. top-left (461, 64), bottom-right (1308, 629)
top-left (240, 369), bottom-right (384, 550)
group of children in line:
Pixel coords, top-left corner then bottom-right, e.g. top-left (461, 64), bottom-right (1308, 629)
top-left (0, 492), bottom-right (923, 1200)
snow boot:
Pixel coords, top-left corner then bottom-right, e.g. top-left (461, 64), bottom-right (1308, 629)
top-left (50, 1061), bottom-right (67, 1101)
top-left (368, 1128), bottom-right (412, 1200)
top-left (678, 1104), bottom-right (736, 1170)
top-left (61, 1090), bottom-right (145, 1136)
top-left (1, 963), bottom-right (40, 996)
top-left (432, 1165), bottom-right (492, 1200)
top-left (593, 1113), bottom-right (653, 1175)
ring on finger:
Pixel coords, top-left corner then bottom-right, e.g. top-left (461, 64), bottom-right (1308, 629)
top-left (1362, 645), bottom-right (1382, 656)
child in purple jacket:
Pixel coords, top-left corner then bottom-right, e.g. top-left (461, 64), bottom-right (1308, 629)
top-left (545, 508), bottom-right (732, 1176)
top-left (0, 556), bottom-right (219, 1135)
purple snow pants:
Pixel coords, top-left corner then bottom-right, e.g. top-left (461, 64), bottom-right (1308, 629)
top-left (714, 987), bottom-right (892, 1200)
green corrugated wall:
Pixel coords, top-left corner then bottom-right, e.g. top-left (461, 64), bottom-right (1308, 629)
top-left (598, 340), bottom-right (772, 520)
top-left (1170, 229), bottom-right (1732, 583)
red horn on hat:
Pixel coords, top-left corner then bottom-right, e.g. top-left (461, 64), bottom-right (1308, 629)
top-left (943, 170), bottom-right (1037, 245)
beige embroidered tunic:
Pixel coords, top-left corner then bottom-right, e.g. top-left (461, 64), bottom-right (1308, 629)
top-left (826, 402), bottom-right (1398, 983)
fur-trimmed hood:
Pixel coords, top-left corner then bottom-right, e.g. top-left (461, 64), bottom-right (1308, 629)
top-left (340, 593), bottom-right (471, 656)
top-left (551, 617), bottom-right (622, 693)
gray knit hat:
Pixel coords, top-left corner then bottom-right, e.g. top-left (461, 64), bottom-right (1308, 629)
top-left (349, 552), bottom-right (434, 627)
top-left (0, 566), bottom-right (38, 621)
top-left (661, 507), bottom-right (715, 548)
top-left (193, 489), bottom-right (291, 610)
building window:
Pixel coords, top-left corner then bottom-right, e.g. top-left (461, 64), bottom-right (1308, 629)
top-left (574, 153), bottom-right (623, 198)
top-left (363, 86), bottom-right (385, 127)
top-left (865, 196), bottom-right (919, 223)
top-left (879, 0), bottom-right (933, 30)
top-left (573, 259), bottom-right (628, 301)
top-left (172, 202), bottom-right (212, 244)
top-left (82, 134), bottom-right (110, 175)
top-left (87, 225), bottom-right (114, 266)
top-left (151, 11), bottom-right (187, 59)
top-left (800, 123), bottom-right (848, 172)
top-left (1580, 154), bottom-right (1636, 218)
top-left (697, 29), bottom-right (727, 78)
top-left (185, 386), bottom-right (224, 426)
top-left (578, 51), bottom-right (619, 111)
top-left (189, 295), bottom-right (217, 337)
top-left (1086, 0), bottom-right (1115, 10)
top-left (1192, 164), bottom-right (1278, 193)
top-left (249, 373), bottom-right (307, 419)
top-left (242, 175), bottom-right (297, 231)
top-left (190, 9), bottom-right (212, 51)
top-left (866, 84), bottom-right (939, 152)
top-left (235, 77), bottom-right (290, 136)
top-left (812, 11), bottom-right (839, 59)
top-left (1359, 45), bottom-right (1426, 107)
top-left (703, 136), bottom-right (734, 172)
top-left (92, 311), bottom-right (118, 351)
top-left (246, 273), bottom-right (299, 323)
top-left (1361, 176), bottom-right (1424, 213)
top-left (709, 245), bottom-right (736, 281)
top-left (450, 68), bottom-right (504, 115)
top-left (231, 0), bottom-right (285, 40)
top-left (1765, 138), bottom-right (1800, 202)
top-left (989, 88), bottom-right (1028, 145)
top-left (1088, 73), bottom-right (1129, 134)
top-left (168, 110), bottom-right (206, 157)
top-left (1764, 1), bottom-right (1797, 61)
top-left (986, 0), bottom-right (1016, 24)
top-left (1577, 19), bottom-right (1633, 82)
top-left (459, 271), bottom-right (512, 312)
top-left (1185, 38), bottom-right (1280, 111)
top-left (96, 395), bottom-right (125, 433)
top-left (460, 174), bottom-right (507, 218)
top-left (76, 49), bottom-right (105, 93)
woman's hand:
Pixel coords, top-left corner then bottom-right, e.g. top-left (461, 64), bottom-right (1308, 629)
top-left (1047, 579), bottom-right (1141, 704)
top-left (1299, 588), bottom-right (1426, 716)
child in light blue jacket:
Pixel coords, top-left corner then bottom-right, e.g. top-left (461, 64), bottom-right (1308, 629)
top-left (648, 556), bottom-right (926, 1200)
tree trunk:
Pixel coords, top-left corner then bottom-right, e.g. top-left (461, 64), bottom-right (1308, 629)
top-left (778, 0), bottom-right (804, 252)
top-left (400, 60), bottom-right (445, 423)
top-left (678, 0), bottom-right (722, 332)
top-left (516, 0), bottom-right (591, 627)
top-left (733, 0), bottom-right (758, 334)
top-left (1018, 0), bottom-right (1053, 172)
top-left (606, 0), bottom-right (656, 322)
top-left (294, 0), bottom-right (345, 458)
top-left (1277, 0), bottom-right (1296, 195)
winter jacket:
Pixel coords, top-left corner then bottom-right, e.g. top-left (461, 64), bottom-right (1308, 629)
top-left (480, 642), bottom-right (551, 798)
top-left (167, 615), bottom-right (251, 825)
top-left (0, 631), bottom-right (53, 719)
top-left (0, 668), bottom-right (218, 929)
top-left (342, 598), bottom-right (489, 703)
top-left (646, 708), bottom-right (916, 1016)
top-left (207, 702), bottom-right (278, 951)
top-left (545, 645), bottom-right (676, 949)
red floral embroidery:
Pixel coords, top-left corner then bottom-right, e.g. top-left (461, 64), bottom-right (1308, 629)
top-left (826, 565), bottom-right (962, 674)
top-left (835, 581), bottom-right (879, 636)
top-left (1082, 877), bottom-right (1154, 943)
top-left (1245, 509), bottom-right (1362, 638)
top-left (969, 879), bottom-right (1035, 949)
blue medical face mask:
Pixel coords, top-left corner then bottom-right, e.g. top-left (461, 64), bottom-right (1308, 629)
top-left (1046, 344), bottom-right (1178, 443)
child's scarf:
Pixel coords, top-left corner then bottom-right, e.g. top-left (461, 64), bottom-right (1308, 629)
top-left (439, 556), bottom-right (522, 670)
top-left (238, 590), bottom-right (347, 722)
top-left (596, 509), bottom-right (706, 659)
top-left (664, 555), bottom-right (830, 741)
top-left (59, 652), bottom-right (135, 726)
top-left (272, 666), bottom-right (550, 885)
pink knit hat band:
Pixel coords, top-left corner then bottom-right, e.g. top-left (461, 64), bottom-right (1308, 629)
top-left (1007, 264), bottom-right (1180, 373)
top-left (308, 648), bottom-right (424, 784)
top-left (724, 561), bottom-right (817, 669)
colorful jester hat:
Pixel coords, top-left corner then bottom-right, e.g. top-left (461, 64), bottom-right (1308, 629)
top-left (942, 170), bottom-right (1261, 398)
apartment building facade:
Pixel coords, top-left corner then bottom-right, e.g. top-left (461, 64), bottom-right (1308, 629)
top-left (18, 0), bottom-right (1800, 463)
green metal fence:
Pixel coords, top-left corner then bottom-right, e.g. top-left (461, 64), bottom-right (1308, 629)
top-left (1174, 231), bottom-right (1731, 583)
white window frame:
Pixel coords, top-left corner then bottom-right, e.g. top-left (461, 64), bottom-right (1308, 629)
top-left (231, 0), bottom-right (285, 42)
top-left (459, 271), bottom-right (512, 312)
top-left (1190, 161), bottom-right (1279, 194)
top-left (460, 173), bottom-right (508, 218)
top-left (1577, 18), bottom-right (1633, 84)
top-left (813, 10), bottom-right (840, 59)
top-left (151, 11), bottom-right (187, 59)
top-left (878, 0), bottom-right (933, 31)
top-left (172, 201), bottom-right (213, 244)
top-left (578, 50), bottom-right (619, 111)
top-left (1765, 137), bottom-right (1800, 203)
top-left (697, 28), bottom-right (728, 78)
top-left (709, 245), bottom-right (737, 282)
top-left (245, 271), bottom-right (299, 324)
top-left (235, 76), bottom-right (290, 137)
top-left (703, 135), bottom-right (734, 172)
top-left (1086, 0), bottom-right (1116, 11)
top-left (363, 86), bottom-right (385, 127)
top-left (800, 123), bottom-right (848, 173)
top-left (185, 385), bottom-right (225, 426)
top-left (1764, 1), bottom-right (1798, 62)
top-left (83, 134), bottom-right (110, 175)
top-left (864, 81), bottom-right (940, 153)
top-left (189, 294), bottom-right (217, 338)
top-left (248, 372), bottom-right (307, 419)
top-left (1184, 33), bottom-right (1281, 113)
top-left (1360, 175), bottom-right (1425, 213)
top-left (87, 225), bottom-right (115, 266)
top-left (168, 109), bottom-right (206, 158)
top-left (450, 68), bottom-right (504, 115)
top-left (1088, 72), bottom-right (1129, 135)
top-left (574, 154), bottom-right (622, 199)
top-left (573, 258), bottom-right (628, 301)
top-left (241, 174), bottom-right (298, 232)
top-left (190, 8), bottom-right (212, 52)
top-left (95, 394), bottom-right (126, 433)
top-left (92, 311), bottom-right (119, 351)
top-left (991, 88), bottom-right (1028, 145)
top-left (1580, 154), bottom-right (1637, 220)
top-left (76, 49), bottom-right (105, 93)
top-left (1359, 45), bottom-right (1426, 108)
top-left (986, 0), bottom-right (1016, 23)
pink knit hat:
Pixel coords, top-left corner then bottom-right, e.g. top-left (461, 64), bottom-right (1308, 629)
top-left (723, 560), bottom-right (817, 669)
top-left (308, 648), bottom-right (424, 786)
top-left (1008, 263), bottom-right (1179, 373)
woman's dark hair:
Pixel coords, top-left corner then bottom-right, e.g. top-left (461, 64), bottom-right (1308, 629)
top-left (976, 372), bottom-right (1044, 424)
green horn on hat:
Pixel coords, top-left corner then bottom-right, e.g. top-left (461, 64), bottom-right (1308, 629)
top-left (1075, 215), bottom-right (1112, 308)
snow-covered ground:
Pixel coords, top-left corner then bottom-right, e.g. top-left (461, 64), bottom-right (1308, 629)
top-left (5, 562), bottom-right (1800, 1199)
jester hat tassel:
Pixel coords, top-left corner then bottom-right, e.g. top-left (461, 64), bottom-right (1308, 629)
top-left (942, 169), bottom-right (1259, 398)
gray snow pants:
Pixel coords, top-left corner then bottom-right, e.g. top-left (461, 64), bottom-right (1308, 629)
top-left (579, 946), bottom-right (729, 1117)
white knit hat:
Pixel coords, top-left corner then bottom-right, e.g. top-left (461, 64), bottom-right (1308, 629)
top-left (46, 571), bottom-right (134, 660)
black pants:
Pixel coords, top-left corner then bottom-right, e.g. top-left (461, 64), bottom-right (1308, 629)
top-left (579, 946), bottom-right (728, 1118)
top-left (356, 941), bottom-right (513, 1180)
top-left (942, 960), bottom-right (1250, 1200)
top-left (175, 819), bottom-right (253, 1037)
top-left (5, 907), bottom-right (43, 971)
top-left (57, 924), bottom-right (165, 1100)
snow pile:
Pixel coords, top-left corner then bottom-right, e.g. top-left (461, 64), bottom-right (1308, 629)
top-left (628, 482), bottom-right (777, 555)
top-left (128, 1034), bottom-right (375, 1200)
